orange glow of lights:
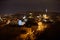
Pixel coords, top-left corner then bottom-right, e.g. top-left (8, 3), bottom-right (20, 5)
top-left (37, 22), bottom-right (47, 31)
top-left (43, 14), bottom-right (49, 19)
top-left (20, 28), bottom-right (35, 40)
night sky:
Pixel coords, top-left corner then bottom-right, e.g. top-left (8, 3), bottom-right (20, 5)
top-left (0, 0), bottom-right (60, 13)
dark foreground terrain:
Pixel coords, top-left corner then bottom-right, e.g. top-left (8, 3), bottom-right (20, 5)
top-left (0, 21), bottom-right (60, 40)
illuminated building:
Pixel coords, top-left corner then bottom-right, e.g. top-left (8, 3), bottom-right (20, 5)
top-left (28, 13), bottom-right (33, 18)
top-left (0, 17), bottom-right (3, 21)
top-left (43, 14), bottom-right (49, 19)
top-left (18, 20), bottom-right (25, 26)
top-left (23, 16), bottom-right (26, 19)
top-left (45, 9), bottom-right (48, 13)
top-left (18, 20), bottom-right (22, 26)
top-left (6, 20), bottom-right (11, 24)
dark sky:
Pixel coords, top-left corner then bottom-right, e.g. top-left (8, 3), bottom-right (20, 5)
top-left (0, 0), bottom-right (60, 13)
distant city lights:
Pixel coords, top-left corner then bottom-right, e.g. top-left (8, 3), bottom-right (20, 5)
top-left (43, 14), bottom-right (49, 19)
top-left (45, 9), bottom-right (48, 13)
top-left (23, 16), bottom-right (26, 19)
top-left (18, 20), bottom-right (23, 26)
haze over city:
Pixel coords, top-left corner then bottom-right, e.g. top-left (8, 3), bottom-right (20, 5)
top-left (0, 0), bottom-right (60, 13)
